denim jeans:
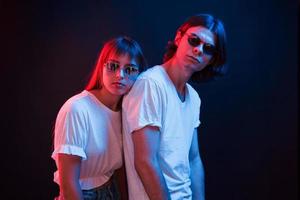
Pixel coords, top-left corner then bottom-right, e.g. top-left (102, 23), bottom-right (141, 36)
top-left (55, 179), bottom-right (120, 200)
top-left (82, 180), bottom-right (120, 200)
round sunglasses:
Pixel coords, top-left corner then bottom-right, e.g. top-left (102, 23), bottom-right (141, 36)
top-left (105, 61), bottom-right (139, 76)
top-left (186, 34), bottom-right (217, 55)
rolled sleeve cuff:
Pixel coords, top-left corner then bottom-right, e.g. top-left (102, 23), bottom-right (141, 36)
top-left (128, 119), bottom-right (162, 134)
top-left (51, 144), bottom-right (87, 161)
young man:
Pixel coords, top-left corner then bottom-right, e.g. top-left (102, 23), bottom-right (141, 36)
top-left (122, 14), bottom-right (227, 200)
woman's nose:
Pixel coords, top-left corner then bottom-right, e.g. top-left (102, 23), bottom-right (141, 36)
top-left (115, 68), bottom-right (125, 79)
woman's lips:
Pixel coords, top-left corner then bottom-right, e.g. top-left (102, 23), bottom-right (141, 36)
top-left (112, 82), bottom-right (125, 87)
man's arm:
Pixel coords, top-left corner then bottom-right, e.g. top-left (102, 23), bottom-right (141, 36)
top-left (189, 129), bottom-right (205, 200)
top-left (132, 126), bottom-right (170, 200)
top-left (57, 154), bottom-right (83, 200)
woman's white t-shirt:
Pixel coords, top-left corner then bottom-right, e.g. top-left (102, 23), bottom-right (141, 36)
top-left (52, 90), bottom-right (122, 190)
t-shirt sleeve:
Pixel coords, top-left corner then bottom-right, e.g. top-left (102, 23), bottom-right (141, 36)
top-left (123, 78), bottom-right (164, 134)
top-left (52, 101), bottom-right (88, 161)
top-left (194, 99), bottom-right (201, 128)
top-left (193, 90), bottom-right (201, 128)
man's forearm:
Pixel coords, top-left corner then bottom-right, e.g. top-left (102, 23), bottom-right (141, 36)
top-left (190, 156), bottom-right (205, 200)
top-left (135, 158), bottom-right (170, 200)
top-left (132, 126), bottom-right (170, 200)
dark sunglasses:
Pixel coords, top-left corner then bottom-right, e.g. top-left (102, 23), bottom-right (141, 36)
top-left (105, 61), bottom-right (139, 76)
top-left (186, 34), bottom-right (217, 55)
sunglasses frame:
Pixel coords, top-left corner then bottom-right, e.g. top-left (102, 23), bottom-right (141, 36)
top-left (186, 33), bottom-right (217, 56)
top-left (105, 61), bottom-right (139, 77)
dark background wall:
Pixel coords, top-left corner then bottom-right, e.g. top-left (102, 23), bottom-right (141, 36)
top-left (1, 0), bottom-right (298, 199)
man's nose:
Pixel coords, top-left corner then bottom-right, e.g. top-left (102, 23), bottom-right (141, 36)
top-left (193, 44), bottom-right (204, 56)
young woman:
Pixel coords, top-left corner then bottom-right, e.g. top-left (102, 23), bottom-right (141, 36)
top-left (52, 36), bottom-right (147, 200)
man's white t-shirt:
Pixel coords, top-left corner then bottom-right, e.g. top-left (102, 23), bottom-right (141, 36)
top-left (52, 90), bottom-right (123, 190)
top-left (122, 65), bottom-right (201, 200)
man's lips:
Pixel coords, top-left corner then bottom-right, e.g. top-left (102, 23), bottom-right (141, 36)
top-left (187, 55), bottom-right (201, 63)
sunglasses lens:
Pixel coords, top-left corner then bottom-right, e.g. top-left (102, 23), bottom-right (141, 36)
top-left (188, 36), bottom-right (200, 47)
top-left (124, 66), bottom-right (139, 76)
top-left (106, 62), bottom-right (119, 71)
top-left (203, 44), bottom-right (216, 55)
top-left (187, 34), bottom-right (216, 55)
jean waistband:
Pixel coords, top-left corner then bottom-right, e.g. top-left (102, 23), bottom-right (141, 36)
top-left (82, 177), bottom-right (113, 192)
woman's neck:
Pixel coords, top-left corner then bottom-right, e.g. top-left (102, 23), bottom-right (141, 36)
top-left (90, 88), bottom-right (122, 111)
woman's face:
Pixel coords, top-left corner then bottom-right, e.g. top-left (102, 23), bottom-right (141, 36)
top-left (102, 53), bottom-right (139, 96)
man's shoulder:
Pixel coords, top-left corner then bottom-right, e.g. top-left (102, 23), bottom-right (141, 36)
top-left (123, 66), bottom-right (167, 103)
top-left (139, 65), bottom-right (164, 79)
top-left (137, 65), bottom-right (168, 86)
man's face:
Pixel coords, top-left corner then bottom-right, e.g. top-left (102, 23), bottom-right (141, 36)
top-left (175, 26), bottom-right (216, 72)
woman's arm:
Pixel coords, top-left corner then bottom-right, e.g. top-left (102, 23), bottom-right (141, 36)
top-left (57, 153), bottom-right (83, 200)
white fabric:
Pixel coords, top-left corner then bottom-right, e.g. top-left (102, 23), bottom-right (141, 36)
top-left (52, 90), bottom-right (123, 190)
top-left (122, 65), bottom-right (201, 200)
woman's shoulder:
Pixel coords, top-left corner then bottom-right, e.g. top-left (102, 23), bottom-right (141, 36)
top-left (58, 91), bottom-right (91, 115)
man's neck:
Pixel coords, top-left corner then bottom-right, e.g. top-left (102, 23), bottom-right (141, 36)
top-left (162, 58), bottom-right (192, 95)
